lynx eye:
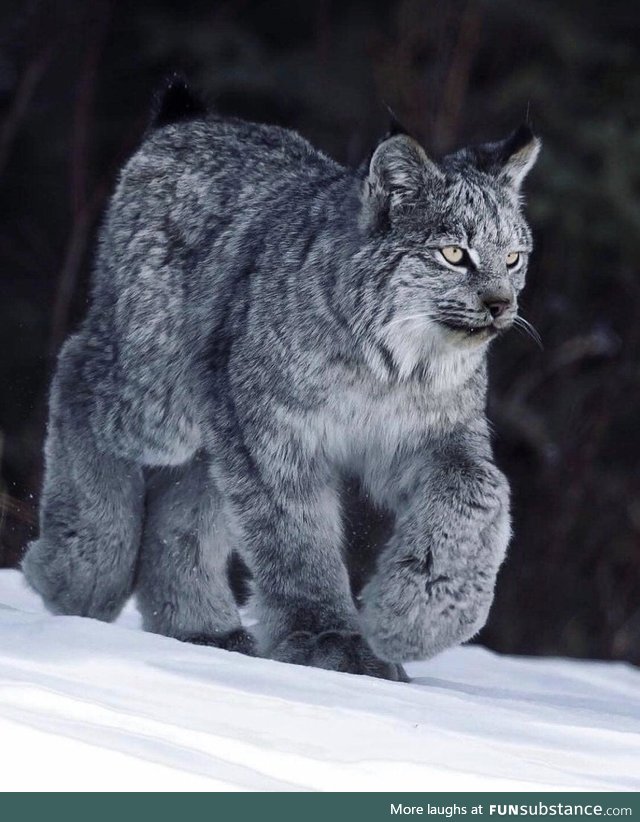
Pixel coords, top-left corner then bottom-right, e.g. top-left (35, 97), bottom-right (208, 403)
top-left (506, 251), bottom-right (520, 268)
top-left (440, 246), bottom-right (465, 265)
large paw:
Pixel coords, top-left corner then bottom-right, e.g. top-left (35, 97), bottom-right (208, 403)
top-left (22, 540), bottom-right (125, 621)
top-left (361, 563), bottom-right (493, 663)
top-left (184, 628), bottom-right (256, 656)
top-left (270, 630), bottom-right (409, 682)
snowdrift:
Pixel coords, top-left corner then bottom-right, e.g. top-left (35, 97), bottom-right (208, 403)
top-left (0, 569), bottom-right (638, 792)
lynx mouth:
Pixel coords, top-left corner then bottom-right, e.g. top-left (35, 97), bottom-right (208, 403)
top-left (439, 320), bottom-right (499, 338)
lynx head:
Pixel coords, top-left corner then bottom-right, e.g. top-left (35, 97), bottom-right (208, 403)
top-left (359, 125), bottom-right (540, 378)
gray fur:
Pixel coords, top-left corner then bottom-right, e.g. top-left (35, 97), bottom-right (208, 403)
top-left (23, 108), bottom-right (539, 678)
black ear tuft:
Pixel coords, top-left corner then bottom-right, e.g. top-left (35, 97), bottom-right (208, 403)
top-left (151, 73), bottom-right (208, 128)
top-left (384, 105), bottom-right (412, 140)
top-left (471, 124), bottom-right (541, 190)
top-left (501, 123), bottom-right (536, 159)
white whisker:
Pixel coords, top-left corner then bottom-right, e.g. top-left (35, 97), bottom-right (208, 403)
top-left (513, 315), bottom-right (543, 350)
top-left (386, 313), bottom-right (436, 328)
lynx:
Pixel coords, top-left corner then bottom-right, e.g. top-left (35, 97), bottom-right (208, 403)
top-left (23, 81), bottom-right (539, 680)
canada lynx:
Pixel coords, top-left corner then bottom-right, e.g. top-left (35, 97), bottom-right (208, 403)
top-left (23, 81), bottom-right (539, 680)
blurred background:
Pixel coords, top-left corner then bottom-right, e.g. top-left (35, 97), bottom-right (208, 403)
top-left (1, 0), bottom-right (638, 663)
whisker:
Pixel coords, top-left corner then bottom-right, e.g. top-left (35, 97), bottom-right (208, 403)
top-left (385, 313), bottom-right (436, 328)
top-left (438, 300), bottom-right (468, 310)
top-left (441, 312), bottom-right (482, 322)
top-left (513, 315), bottom-right (544, 350)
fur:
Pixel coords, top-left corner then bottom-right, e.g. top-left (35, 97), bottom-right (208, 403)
top-left (23, 87), bottom-right (540, 679)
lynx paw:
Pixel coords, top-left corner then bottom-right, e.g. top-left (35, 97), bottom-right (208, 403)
top-left (270, 630), bottom-right (409, 681)
top-left (361, 563), bottom-right (492, 662)
top-left (184, 628), bottom-right (256, 656)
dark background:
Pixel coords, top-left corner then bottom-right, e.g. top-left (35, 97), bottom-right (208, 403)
top-left (1, 0), bottom-right (639, 663)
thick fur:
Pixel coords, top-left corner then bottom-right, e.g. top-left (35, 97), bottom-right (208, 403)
top-left (23, 96), bottom-right (539, 679)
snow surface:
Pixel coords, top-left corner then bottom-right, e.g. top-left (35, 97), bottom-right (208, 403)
top-left (0, 568), bottom-right (638, 792)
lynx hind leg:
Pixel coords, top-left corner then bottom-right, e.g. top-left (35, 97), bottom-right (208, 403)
top-left (88, 352), bottom-right (203, 468)
top-left (86, 213), bottom-right (203, 467)
top-left (22, 334), bottom-right (145, 620)
top-left (136, 454), bottom-right (254, 654)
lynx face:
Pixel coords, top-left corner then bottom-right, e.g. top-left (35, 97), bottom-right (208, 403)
top-left (359, 127), bottom-right (540, 367)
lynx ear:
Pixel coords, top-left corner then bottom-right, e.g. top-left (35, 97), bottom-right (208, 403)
top-left (362, 135), bottom-right (442, 227)
top-left (368, 135), bottom-right (441, 198)
top-left (473, 125), bottom-right (541, 190)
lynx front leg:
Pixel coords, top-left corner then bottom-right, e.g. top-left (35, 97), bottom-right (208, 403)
top-left (224, 431), bottom-right (406, 681)
top-left (361, 423), bottom-right (511, 662)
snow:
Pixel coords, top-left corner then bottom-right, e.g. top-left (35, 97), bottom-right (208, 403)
top-left (0, 568), bottom-right (638, 792)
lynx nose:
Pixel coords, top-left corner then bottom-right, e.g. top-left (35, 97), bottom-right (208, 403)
top-left (480, 290), bottom-right (513, 320)
top-left (485, 298), bottom-right (510, 319)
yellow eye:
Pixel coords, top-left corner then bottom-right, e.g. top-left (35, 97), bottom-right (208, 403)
top-left (440, 246), bottom-right (465, 265)
top-left (506, 251), bottom-right (520, 268)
